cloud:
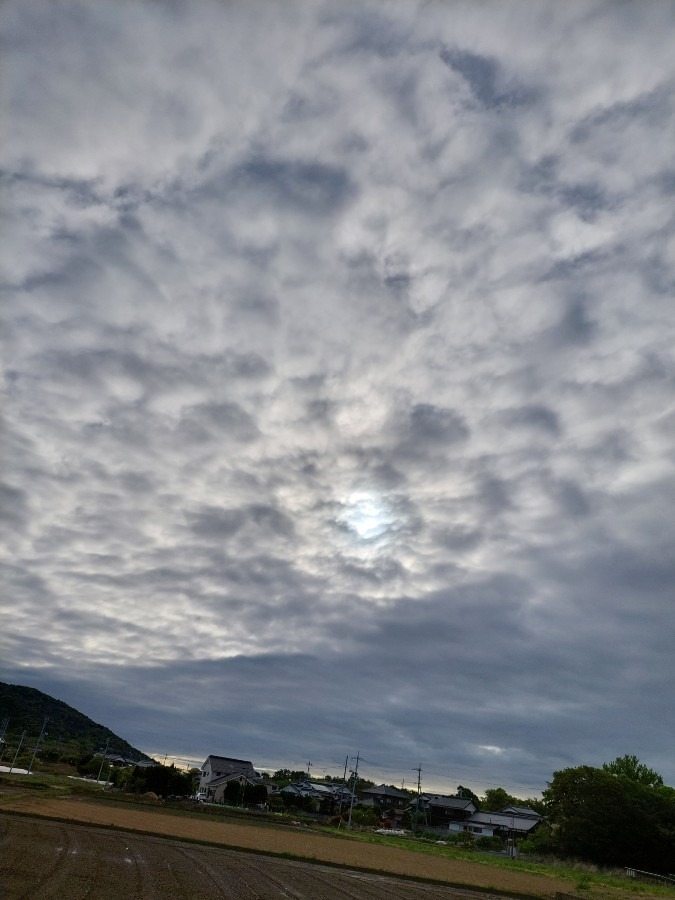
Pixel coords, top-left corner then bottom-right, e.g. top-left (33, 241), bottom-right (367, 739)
top-left (2, 0), bottom-right (675, 793)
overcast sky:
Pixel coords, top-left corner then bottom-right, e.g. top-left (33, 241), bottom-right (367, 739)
top-left (2, 0), bottom-right (674, 796)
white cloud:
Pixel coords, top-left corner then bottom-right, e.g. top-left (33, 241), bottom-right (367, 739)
top-left (2, 0), bottom-right (675, 793)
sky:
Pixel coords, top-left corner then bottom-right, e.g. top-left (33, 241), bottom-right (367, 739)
top-left (2, 0), bottom-right (675, 797)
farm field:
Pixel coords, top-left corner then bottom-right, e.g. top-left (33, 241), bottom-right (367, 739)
top-left (1, 787), bottom-right (673, 899)
top-left (1, 815), bottom-right (512, 900)
top-left (0, 793), bottom-right (569, 897)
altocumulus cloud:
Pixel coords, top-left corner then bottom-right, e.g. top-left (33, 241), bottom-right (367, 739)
top-left (1, 0), bottom-right (675, 792)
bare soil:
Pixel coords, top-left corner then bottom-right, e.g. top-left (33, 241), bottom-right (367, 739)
top-left (1, 815), bottom-right (523, 899)
top-left (0, 792), bottom-right (655, 899)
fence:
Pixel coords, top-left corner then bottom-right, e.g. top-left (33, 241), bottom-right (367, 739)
top-left (625, 868), bottom-right (675, 886)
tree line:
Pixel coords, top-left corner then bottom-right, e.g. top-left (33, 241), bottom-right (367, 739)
top-left (540, 755), bottom-right (675, 874)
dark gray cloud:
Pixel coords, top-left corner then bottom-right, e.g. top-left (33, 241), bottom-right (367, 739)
top-left (501, 404), bottom-right (561, 436)
top-left (1, 0), bottom-right (674, 794)
top-left (232, 157), bottom-right (355, 214)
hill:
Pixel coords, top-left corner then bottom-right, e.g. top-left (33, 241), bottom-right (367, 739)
top-left (0, 682), bottom-right (151, 763)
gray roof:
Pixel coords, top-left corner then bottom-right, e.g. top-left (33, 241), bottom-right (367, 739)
top-left (202, 755), bottom-right (255, 775)
top-left (208, 772), bottom-right (257, 786)
top-left (427, 795), bottom-right (475, 809)
top-left (361, 784), bottom-right (409, 798)
top-left (501, 805), bottom-right (541, 818)
top-left (280, 780), bottom-right (354, 800)
top-left (468, 811), bottom-right (540, 832)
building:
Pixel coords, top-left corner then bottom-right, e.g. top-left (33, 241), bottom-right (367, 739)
top-left (360, 784), bottom-right (410, 810)
top-left (448, 808), bottom-right (542, 839)
top-left (199, 755), bottom-right (256, 793)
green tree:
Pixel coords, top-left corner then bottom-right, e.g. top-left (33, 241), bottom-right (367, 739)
top-left (109, 766), bottom-right (132, 789)
top-left (76, 753), bottom-right (103, 777)
top-left (243, 783), bottom-right (269, 806)
top-left (518, 825), bottom-right (556, 855)
top-left (349, 806), bottom-right (379, 827)
top-left (271, 769), bottom-right (307, 787)
top-left (482, 787), bottom-right (517, 810)
top-left (456, 785), bottom-right (481, 809)
top-left (522, 796), bottom-right (546, 815)
top-left (602, 754), bottom-right (664, 788)
top-left (544, 765), bottom-right (675, 872)
top-left (481, 787), bottom-right (544, 815)
top-left (223, 779), bottom-right (245, 806)
top-left (132, 764), bottom-right (192, 797)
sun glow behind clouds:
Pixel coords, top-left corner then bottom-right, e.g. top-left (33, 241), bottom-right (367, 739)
top-left (341, 491), bottom-right (397, 542)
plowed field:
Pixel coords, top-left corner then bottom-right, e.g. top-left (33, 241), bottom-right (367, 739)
top-left (0, 795), bottom-right (570, 900)
top-left (1, 815), bottom-right (517, 899)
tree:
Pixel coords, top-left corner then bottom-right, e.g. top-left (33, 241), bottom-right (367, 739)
top-left (349, 807), bottom-right (379, 827)
top-left (76, 753), bottom-right (98, 776)
top-left (456, 785), bottom-right (481, 809)
top-left (522, 796), bottom-right (546, 815)
top-left (544, 765), bottom-right (675, 873)
top-left (602, 754), bottom-right (664, 788)
top-left (271, 769), bottom-right (307, 787)
top-left (223, 779), bottom-right (244, 806)
top-left (481, 787), bottom-right (545, 815)
top-left (351, 776), bottom-right (375, 797)
top-left (109, 766), bottom-right (132, 789)
top-left (243, 783), bottom-right (268, 806)
top-left (482, 787), bottom-right (516, 811)
top-left (132, 764), bottom-right (192, 797)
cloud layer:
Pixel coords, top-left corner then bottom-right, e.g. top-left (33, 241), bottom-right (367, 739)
top-left (2, 0), bottom-right (675, 792)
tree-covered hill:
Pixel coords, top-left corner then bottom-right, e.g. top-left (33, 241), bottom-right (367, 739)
top-left (0, 682), bottom-right (151, 762)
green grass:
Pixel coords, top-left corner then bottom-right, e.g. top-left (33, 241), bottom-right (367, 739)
top-left (318, 828), bottom-right (675, 897)
top-left (0, 770), bottom-right (103, 800)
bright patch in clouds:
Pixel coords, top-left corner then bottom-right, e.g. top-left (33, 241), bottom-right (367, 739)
top-left (341, 492), bottom-right (396, 542)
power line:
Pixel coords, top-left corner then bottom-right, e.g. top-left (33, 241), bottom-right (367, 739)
top-left (158, 750), bottom-right (546, 796)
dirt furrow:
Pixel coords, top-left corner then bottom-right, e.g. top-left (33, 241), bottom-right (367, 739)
top-left (0, 815), bottom-right (525, 899)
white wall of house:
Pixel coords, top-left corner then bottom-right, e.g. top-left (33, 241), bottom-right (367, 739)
top-left (448, 822), bottom-right (495, 837)
top-left (199, 759), bottom-right (215, 790)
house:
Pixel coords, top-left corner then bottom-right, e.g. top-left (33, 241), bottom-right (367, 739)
top-left (501, 805), bottom-right (541, 818)
top-left (360, 785), bottom-right (409, 810)
top-left (207, 771), bottom-right (260, 804)
top-left (277, 780), bottom-right (354, 814)
top-left (104, 753), bottom-right (130, 767)
top-left (199, 755), bottom-right (257, 793)
top-left (448, 807), bottom-right (542, 838)
top-left (409, 794), bottom-right (477, 827)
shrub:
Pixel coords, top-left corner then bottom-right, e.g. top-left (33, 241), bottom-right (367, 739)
top-left (475, 835), bottom-right (503, 851)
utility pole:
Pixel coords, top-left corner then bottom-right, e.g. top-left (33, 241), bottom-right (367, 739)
top-left (337, 754), bottom-right (349, 826)
top-left (0, 717), bottom-right (9, 765)
top-left (28, 717), bottom-right (49, 774)
top-left (413, 764), bottom-right (424, 833)
top-left (96, 738), bottom-right (110, 784)
top-left (9, 731), bottom-right (27, 773)
top-left (347, 751), bottom-right (360, 830)
top-left (306, 760), bottom-right (312, 779)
